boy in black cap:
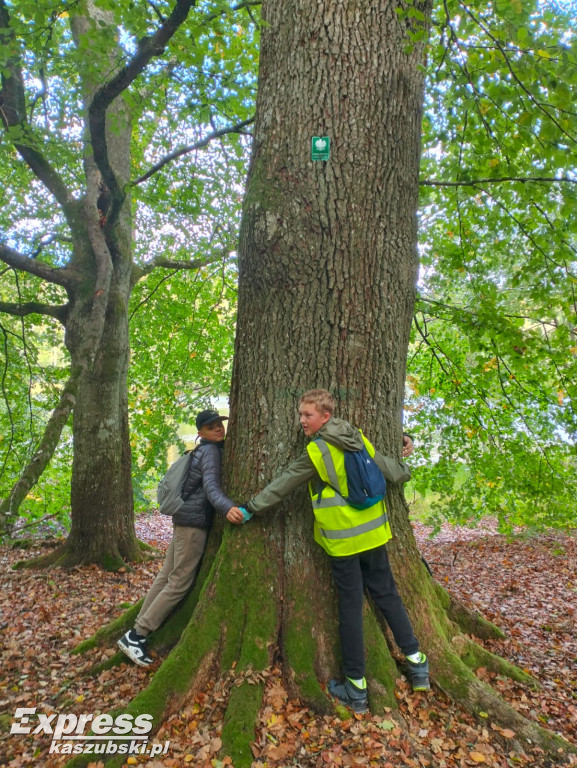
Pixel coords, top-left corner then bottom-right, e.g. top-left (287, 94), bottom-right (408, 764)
top-left (118, 409), bottom-right (242, 666)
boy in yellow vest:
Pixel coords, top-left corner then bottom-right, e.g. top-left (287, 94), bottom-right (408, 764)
top-left (228, 388), bottom-right (429, 713)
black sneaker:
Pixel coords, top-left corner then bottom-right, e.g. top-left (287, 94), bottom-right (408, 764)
top-left (406, 653), bottom-right (430, 691)
top-left (328, 678), bottom-right (369, 714)
top-left (117, 629), bottom-right (153, 667)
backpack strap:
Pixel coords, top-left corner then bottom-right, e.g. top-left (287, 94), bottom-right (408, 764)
top-left (181, 445), bottom-right (204, 500)
top-left (312, 438), bottom-right (343, 497)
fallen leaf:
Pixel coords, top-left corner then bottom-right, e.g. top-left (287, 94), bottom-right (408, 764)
top-left (376, 719), bottom-right (396, 731)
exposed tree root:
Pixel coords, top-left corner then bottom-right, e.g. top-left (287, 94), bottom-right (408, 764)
top-left (450, 633), bottom-right (537, 686)
top-left (433, 648), bottom-right (574, 758)
top-left (13, 537), bottom-right (150, 571)
top-left (435, 580), bottom-right (507, 640)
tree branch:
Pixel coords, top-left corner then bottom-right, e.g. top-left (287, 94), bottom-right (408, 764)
top-left (132, 117), bottom-right (254, 185)
top-left (0, 371), bottom-right (78, 529)
top-left (0, 300), bottom-right (68, 324)
top-left (0, 0), bottom-right (74, 214)
top-left (0, 242), bottom-right (75, 288)
top-left (458, 1), bottom-right (577, 145)
top-left (134, 252), bottom-right (222, 278)
top-left (204, 0), bottom-right (261, 24)
top-left (88, 0), bottom-right (199, 205)
top-left (420, 175), bottom-right (577, 187)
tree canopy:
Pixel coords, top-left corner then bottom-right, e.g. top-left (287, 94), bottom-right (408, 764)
top-left (411, 0), bottom-right (577, 531)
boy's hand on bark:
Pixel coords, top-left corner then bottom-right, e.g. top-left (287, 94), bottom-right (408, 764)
top-left (226, 507), bottom-right (245, 524)
top-left (402, 435), bottom-right (414, 458)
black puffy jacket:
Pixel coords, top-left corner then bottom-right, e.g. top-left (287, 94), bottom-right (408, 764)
top-left (172, 440), bottom-right (235, 529)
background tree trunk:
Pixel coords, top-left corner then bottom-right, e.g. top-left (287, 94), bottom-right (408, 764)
top-left (64, 262), bottom-right (139, 567)
top-left (21, 2), bottom-right (141, 569)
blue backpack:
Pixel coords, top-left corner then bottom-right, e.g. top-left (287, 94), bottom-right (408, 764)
top-left (343, 446), bottom-right (387, 509)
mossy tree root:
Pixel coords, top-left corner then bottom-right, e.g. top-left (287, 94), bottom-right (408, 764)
top-left (66, 517), bottom-right (577, 767)
top-left (13, 538), bottom-right (149, 571)
top-left (450, 634), bottom-right (537, 687)
top-left (433, 581), bottom-right (506, 641)
top-left (432, 647), bottom-right (576, 758)
top-left (391, 543), bottom-right (576, 758)
top-left (66, 523), bottom-right (283, 768)
top-left (73, 601), bottom-right (143, 656)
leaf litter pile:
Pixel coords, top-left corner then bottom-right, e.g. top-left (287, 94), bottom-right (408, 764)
top-left (0, 514), bottom-right (575, 768)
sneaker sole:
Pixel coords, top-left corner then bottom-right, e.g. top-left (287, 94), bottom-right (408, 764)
top-left (117, 639), bottom-right (153, 667)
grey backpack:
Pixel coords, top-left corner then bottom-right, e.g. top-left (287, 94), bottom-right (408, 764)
top-left (156, 450), bottom-right (195, 516)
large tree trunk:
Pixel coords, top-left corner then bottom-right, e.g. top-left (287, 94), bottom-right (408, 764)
top-left (226, 0), bottom-right (431, 715)
top-left (72, 1), bottom-right (574, 765)
top-left (21, 2), bottom-right (141, 569)
top-left (58, 256), bottom-right (139, 568)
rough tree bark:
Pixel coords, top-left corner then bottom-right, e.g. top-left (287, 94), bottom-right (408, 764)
top-left (74, 1), bottom-right (575, 766)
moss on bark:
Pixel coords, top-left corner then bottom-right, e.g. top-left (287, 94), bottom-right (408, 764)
top-left (434, 581), bottom-right (507, 640)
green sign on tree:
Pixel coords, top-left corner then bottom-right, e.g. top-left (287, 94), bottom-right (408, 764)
top-left (311, 136), bottom-right (330, 161)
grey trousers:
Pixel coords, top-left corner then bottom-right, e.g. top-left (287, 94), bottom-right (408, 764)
top-left (134, 525), bottom-right (208, 637)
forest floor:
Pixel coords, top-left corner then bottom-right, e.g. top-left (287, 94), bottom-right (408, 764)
top-left (0, 514), bottom-right (575, 768)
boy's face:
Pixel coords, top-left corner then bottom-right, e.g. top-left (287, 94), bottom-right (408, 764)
top-left (299, 401), bottom-right (331, 437)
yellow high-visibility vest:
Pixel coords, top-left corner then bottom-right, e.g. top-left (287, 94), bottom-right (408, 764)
top-left (307, 434), bottom-right (392, 556)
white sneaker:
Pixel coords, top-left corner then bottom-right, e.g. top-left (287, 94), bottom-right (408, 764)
top-left (117, 630), bottom-right (153, 667)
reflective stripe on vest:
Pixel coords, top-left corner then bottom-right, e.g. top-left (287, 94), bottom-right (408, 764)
top-left (318, 513), bottom-right (388, 540)
top-left (315, 439), bottom-right (340, 492)
top-left (307, 436), bottom-right (391, 556)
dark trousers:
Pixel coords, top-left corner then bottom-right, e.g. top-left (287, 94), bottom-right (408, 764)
top-left (330, 544), bottom-right (419, 679)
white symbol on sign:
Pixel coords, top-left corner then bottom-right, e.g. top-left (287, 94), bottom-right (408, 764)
top-left (315, 138), bottom-right (327, 150)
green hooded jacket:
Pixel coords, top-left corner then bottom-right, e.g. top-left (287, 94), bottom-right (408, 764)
top-left (247, 417), bottom-right (411, 516)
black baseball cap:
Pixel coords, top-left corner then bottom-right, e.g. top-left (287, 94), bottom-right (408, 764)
top-left (196, 409), bottom-right (229, 429)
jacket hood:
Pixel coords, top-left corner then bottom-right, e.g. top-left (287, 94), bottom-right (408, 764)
top-left (315, 417), bottom-right (365, 451)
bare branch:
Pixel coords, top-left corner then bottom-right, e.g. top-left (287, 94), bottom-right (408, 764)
top-left (135, 252), bottom-right (222, 278)
top-left (147, 0), bottom-right (166, 23)
top-left (88, 0), bottom-right (199, 205)
top-left (132, 117), bottom-right (254, 185)
top-left (0, 242), bottom-right (74, 288)
top-left (0, 300), bottom-right (68, 323)
top-left (30, 233), bottom-right (73, 259)
top-left (421, 175), bottom-right (577, 187)
top-left (0, 1), bottom-right (74, 213)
